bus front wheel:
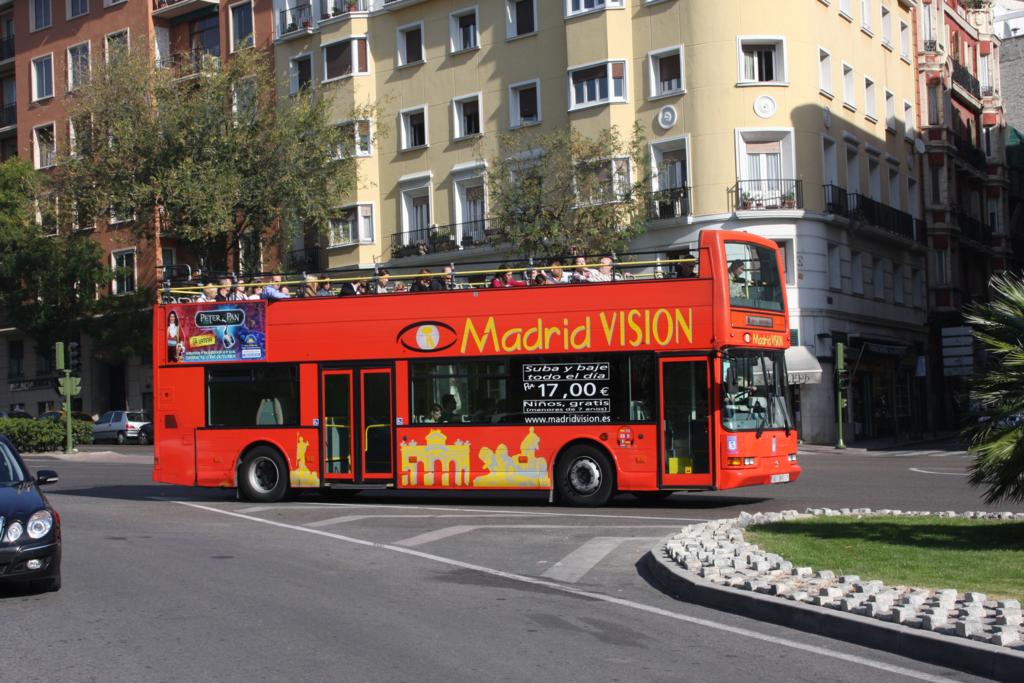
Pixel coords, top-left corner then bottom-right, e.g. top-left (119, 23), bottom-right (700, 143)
top-left (555, 445), bottom-right (614, 507)
top-left (238, 447), bottom-right (289, 503)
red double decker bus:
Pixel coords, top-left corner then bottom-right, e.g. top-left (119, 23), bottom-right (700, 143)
top-left (152, 229), bottom-right (800, 505)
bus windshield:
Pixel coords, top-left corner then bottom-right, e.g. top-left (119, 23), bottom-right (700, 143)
top-left (721, 348), bottom-right (792, 433)
top-left (725, 241), bottom-right (784, 312)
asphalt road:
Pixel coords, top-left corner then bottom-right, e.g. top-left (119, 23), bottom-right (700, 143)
top-left (3, 443), bottom-right (1020, 682)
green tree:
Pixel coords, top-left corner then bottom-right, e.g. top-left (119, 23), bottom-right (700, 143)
top-left (484, 125), bottom-right (650, 258)
top-left (51, 48), bottom-right (359, 270)
top-left (966, 273), bottom-right (1024, 503)
top-left (0, 159), bottom-right (110, 353)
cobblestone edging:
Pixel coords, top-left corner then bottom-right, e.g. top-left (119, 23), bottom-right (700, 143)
top-left (664, 508), bottom-right (1024, 650)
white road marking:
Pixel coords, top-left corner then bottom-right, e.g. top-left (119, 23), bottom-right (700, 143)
top-left (224, 500), bottom-right (705, 523)
top-left (306, 515), bottom-right (376, 527)
top-left (234, 506), bottom-right (276, 514)
top-left (175, 500), bottom-right (955, 683)
top-left (908, 468), bottom-right (969, 476)
top-left (542, 537), bottom-right (661, 583)
top-left (396, 525), bottom-right (479, 547)
top-left (395, 525), bottom-right (680, 547)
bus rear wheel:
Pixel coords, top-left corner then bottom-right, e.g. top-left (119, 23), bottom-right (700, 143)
top-left (555, 445), bottom-right (614, 507)
top-left (238, 447), bottom-right (289, 503)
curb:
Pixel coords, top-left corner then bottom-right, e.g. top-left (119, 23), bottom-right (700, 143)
top-left (645, 540), bottom-right (1024, 681)
top-left (22, 450), bottom-right (152, 462)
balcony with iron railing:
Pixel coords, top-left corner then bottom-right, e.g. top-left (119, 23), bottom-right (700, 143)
top-left (848, 194), bottom-right (924, 243)
top-left (389, 220), bottom-right (490, 259)
top-left (823, 184), bottom-right (849, 216)
top-left (646, 187), bottom-right (691, 221)
top-left (320, 0), bottom-right (367, 18)
top-left (954, 209), bottom-right (993, 246)
top-left (950, 129), bottom-right (987, 171)
top-left (923, 39), bottom-right (938, 52)
top-left (152, 0), bottom-right (220, 19)
top-left (0, 103), bottom-right (14, 128)
top-left (0, 34), bottom-right (13, 63)
top-left (734, 179), bottom-right (803, 211)
top-left (156, 48), bottom-right (221, 76)
top-left (951, 59), bottom-right (981, 100)
top-left (280, 4), bottom-right (314, 37)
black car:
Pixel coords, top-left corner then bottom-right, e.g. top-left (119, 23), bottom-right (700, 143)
top-left (137, 421), bottom-right (153, 446)
top-left (0, 435), bottom-right (61, 592)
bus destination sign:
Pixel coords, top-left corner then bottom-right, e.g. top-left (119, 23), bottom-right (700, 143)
top-left (521, 362), bottom-right (611, 424)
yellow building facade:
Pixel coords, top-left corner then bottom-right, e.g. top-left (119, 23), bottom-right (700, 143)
top-left (273, 0), bottom-right (929, 443)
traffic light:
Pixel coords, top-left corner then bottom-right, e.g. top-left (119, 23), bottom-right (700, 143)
top-left (55, 341), bottom-right (65, 372)
top-left (837, 369), bottom-right (850, 391)
top-left (68, 342), bottom-right (81, 372)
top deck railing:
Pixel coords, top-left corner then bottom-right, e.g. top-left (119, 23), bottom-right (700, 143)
top-left (159, 250), bottom-right (707, 303)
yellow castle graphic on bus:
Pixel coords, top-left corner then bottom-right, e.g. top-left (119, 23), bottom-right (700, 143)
top-left (290, 433), bottom-right (321, 487)
top-left (400, 428), bottom-right (550, 489)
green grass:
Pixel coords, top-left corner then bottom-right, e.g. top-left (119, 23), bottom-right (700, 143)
top-left (745, 517), bottom-right (1024, 601)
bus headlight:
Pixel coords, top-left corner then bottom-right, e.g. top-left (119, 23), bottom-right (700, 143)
top-left (27, 510), bottom-right (53, 539)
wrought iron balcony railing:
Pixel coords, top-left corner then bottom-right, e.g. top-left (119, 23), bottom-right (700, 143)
top-left (951, 59), bottom-right (981, 99)
top-left (848, 194), bottom-right (918, 242)
top-left (389, 221), bottom-right (490, 259)
top-left (823, 184), bottom-right (849, 216)
top-left (954, 210), bottom-right (993, 245)
top-left (923, 40), bottom-right (938, 52)
top-left (646, 187), bottom-right (691, 220)
top-left (734, 179), bottom-right (803, 211)
top-left (950, 129), bottom-right (988, 171)
top-left (320, 0), bottom-right (366, 17)
top-left (156, 48), bottom-right (221, 75)
top-left (280, 4), bottom-right (314, 36)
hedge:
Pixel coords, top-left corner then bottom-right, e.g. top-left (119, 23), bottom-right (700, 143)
top-left (0, 418), bottom-right (94, 453)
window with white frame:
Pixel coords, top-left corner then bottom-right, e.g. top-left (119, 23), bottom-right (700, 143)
top-left (851, 252), bottom-right (865, 294)
top-left (32, 0), bottom-right (52, 31)
top-left (509, 80), bottom-right (540, 127)
top-left (864, 76), bottom-right (876, 120)
top-left (828, 244), bottom-right (841, 290)
top-left (908, 176), bottom-right (919, 217)
top-left (737, 130), bottom-right (795, 208)
top-left (506, 0), bottom-right (536, 38)
top-left (105, 30), bottom-right (129, 62)
top-left (868, 157), bottom-right (880, 199)
top-left (846, 146), bottom-right (860, 194)
top-left (888, 167), bottom-right (900, 209)
top-left (323, 37), bottom-right (368, 80)
top-left (397, 23), bottom-right (424, 66)
top-left (67, 42), bottom-right (90, 91)
top-left (984, 125), bottom-right (994, 157)
top-left (893, 264), bottom-right (905, 304)
top-left (860, 0), bottom-right (872, 32)
top-left (32, 54), bottom-right (54, 101)
top-left (68, 0), bottom-right (88, 20)
top-left (822, 136), bottom-right (838, 186)
top-left (872, 257), bottom-right (885, 300)
top-left (569, 61), bottom-right (626, 109)
top-left (453, 94), bottom-right (481, 139)
top-left (328, 205), bottom-right (374, 246)
top-left (880, 5), bottom-right (892, 46)
top-left (567, 0), bottom-right (622, 18)
top-left (575, 157), bottom-right (629, 205)
top-left (648, 46), bottom-right (684, 98)
top-left (33, 123), bottom-right (56, 169)
top-left (338, 120), bottom-right (372, 157)
top-left (818, 48), bottom-right (832, 95)
top-left (103, 0), bottom-right (126, 5)
top-left (842, 63), bottom-right (855, 108)
top-left (454, 175), bottom-right (487, 244)
top-left (899, 20), bottom-right (910, 59)
top-left (289, 54), bottom-right (313, 94)
top-left (839, 0), bottom-right (852, 18)
top-left (230, 1), bottom-right (254, 52)
top-left (912, 269), bottom-right (924, 307)
top-left (652, 138), bottom-right (688, 191)
top-left (885, 90), bottom-right (895, 131)
top-left (112, 249), bottom-right (136, 295)
top-left (450, 7), bottom-right (478, 53)
top-left (904, 101), bottom-right (915, 140)
top-left (738, 38), bottom-right (785, 83)
top-left (232, 77), bottom-right (257, 122)
top-left (401, 184), bottom-right (431, 240)
top-left (401, 107), bottom-right (427, 150)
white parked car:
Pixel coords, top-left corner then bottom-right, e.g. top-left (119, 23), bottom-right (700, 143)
top-left (93, 411), bottom-right (151, 445)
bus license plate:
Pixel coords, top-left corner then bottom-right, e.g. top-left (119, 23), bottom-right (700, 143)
top-left (770, 473), bottom-right (790, 484)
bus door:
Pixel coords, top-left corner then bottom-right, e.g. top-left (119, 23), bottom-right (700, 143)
top-left (320, 367), bottom-right (394, 483)
top-left (659, 358), bottom-right (713, 488)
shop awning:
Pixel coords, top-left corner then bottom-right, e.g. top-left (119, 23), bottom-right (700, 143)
top-left (785, 346), bottom-right (823, 385)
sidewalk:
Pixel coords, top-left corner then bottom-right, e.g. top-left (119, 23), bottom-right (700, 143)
top-left (23, 448), bottom-right (153, 463)
top-left (798, 431), bottom-right (966, 456)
